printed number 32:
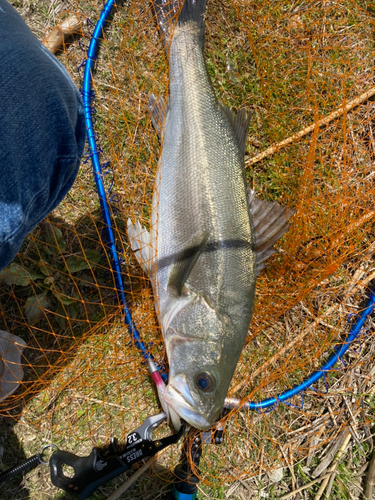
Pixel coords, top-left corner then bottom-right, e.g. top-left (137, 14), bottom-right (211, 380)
top-left (128, 433), bottom-right (138, 444)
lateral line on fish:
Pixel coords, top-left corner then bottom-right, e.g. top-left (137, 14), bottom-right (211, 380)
top-left (156, 238), bottom-right (255, 272)
top-left (125, 0), bottom-right (294, 431)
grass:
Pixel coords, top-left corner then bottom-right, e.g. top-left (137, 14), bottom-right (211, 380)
top-left (1, 0), bottom-right (375, 498)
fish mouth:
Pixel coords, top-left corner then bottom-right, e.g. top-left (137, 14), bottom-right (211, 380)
top-left (164, 376), bottom-right (212, 431)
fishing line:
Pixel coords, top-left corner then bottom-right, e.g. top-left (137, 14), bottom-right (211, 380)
top-left (83, 0), bottom-right (375, 412)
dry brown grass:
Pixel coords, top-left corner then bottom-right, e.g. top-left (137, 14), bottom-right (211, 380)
top-left (1, 0), bottom-right (374, 498)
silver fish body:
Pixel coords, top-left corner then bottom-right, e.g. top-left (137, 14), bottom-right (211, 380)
top-left (149, 1), bottom-right (256, 430)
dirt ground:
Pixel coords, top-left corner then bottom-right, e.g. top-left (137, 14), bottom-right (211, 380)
top-left (1, 0), bottom-right (375, 499)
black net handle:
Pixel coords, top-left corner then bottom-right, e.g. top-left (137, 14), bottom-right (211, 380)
top-left (0, 454), bottom-right (41, 483)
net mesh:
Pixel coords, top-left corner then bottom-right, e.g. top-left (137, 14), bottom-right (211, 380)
top-left (1, 0), bottom-right (375, 498)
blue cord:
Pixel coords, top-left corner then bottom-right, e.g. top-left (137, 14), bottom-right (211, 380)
top-left (84, 1), bottom-right (375, 409)
top-left (228, 288), bottom-right (375, 411)
top-left (81, 0), bottom-right (167, 380)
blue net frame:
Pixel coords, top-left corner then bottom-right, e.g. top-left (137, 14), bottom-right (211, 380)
top-left (81, 0), bottom-right (375, 412)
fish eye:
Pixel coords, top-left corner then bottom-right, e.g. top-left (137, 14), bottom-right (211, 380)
top-left (195, 372), bottom-right (216, 393)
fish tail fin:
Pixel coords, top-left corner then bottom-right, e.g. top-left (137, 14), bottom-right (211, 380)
top-left (152, 0), bottom-right (207, 50)
top-left (177, 0), bottom-right (207, 27)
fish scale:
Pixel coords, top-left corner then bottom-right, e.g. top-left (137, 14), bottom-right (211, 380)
top-left (153, 3), bottom-right (255, 430)
top-left (158, 27), bottom-right (255, 311)
top-left (127, 0), bottom-right (292, 431)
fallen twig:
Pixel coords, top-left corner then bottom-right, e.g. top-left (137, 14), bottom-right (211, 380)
top-left (287, 415), bottom-right (328, 436)
top-left (326, 401), bottom-right (338, 427)
top-left (312, 430), bottom-right (350, 478)
top-left (106, 455), bottom-right (158, 500)
top-left (279, 472), bottom-right (333, 499)
top-left (245, 87), bottom-right (375, 166)
top-left (306, 424), bottom-right (326, 467)
top-left (324, 469), bottom-right (337, 500)
top-left (314, 432), bottom-right (351, 500)
top-left (278, 444), bottom-right (297, 491)
top-left (71, 393), bottom-right (128, 410)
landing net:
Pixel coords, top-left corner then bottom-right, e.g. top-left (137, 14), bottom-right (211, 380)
top-left (1, 1), bottom-right (375, 498)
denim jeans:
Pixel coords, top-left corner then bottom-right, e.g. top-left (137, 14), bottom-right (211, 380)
top-left (0, 0), bottom-right (86, 271)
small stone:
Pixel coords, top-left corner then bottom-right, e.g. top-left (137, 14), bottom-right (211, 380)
top-left (268, 467), bottom-right (284, 483)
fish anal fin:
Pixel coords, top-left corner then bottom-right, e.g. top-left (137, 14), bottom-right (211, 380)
top-left (168, 230), bottom-right (210, 296)
top-left (148, 93), bottom-right (168, 139)
top-left (220, 103), bottom-right (251, 157)
top-left (248, 188), bottom-right (294, 273)
top-left (127, 219), bottom-right (155, 276)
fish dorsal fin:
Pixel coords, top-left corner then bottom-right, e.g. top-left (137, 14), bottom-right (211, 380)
top-left (248, 188), bottom-right (294, 273)
top-left (168, 231), bottom-right (210, 296)
top-left (148, 93), bottom-right (168, 139)
top-left (220, 103), bottom-right (251, 157)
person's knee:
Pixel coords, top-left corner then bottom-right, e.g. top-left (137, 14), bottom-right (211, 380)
top-left (0, 0), bottom-right (86, 271)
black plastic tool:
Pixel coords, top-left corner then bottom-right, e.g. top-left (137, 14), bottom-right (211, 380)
top-left (49, 413), bottom-right (184, 499)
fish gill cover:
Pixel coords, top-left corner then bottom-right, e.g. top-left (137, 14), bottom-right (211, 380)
top-left (1, 0), bottom-right (375, 498)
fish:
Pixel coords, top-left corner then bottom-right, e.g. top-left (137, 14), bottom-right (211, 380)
top-left (128, 0), bottom-right (292, 431)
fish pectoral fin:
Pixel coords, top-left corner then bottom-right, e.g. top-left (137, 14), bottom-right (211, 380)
top-left (148, 93), bottom-right (168, 139)
top-left (168, 230), bottom-right (210, 296)
top-left (220, 103), bottom-right (251, 157)
top-left (127, 219), bottom-right (155, 276)
top-left (248, 188), bottom-right (294, 273)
